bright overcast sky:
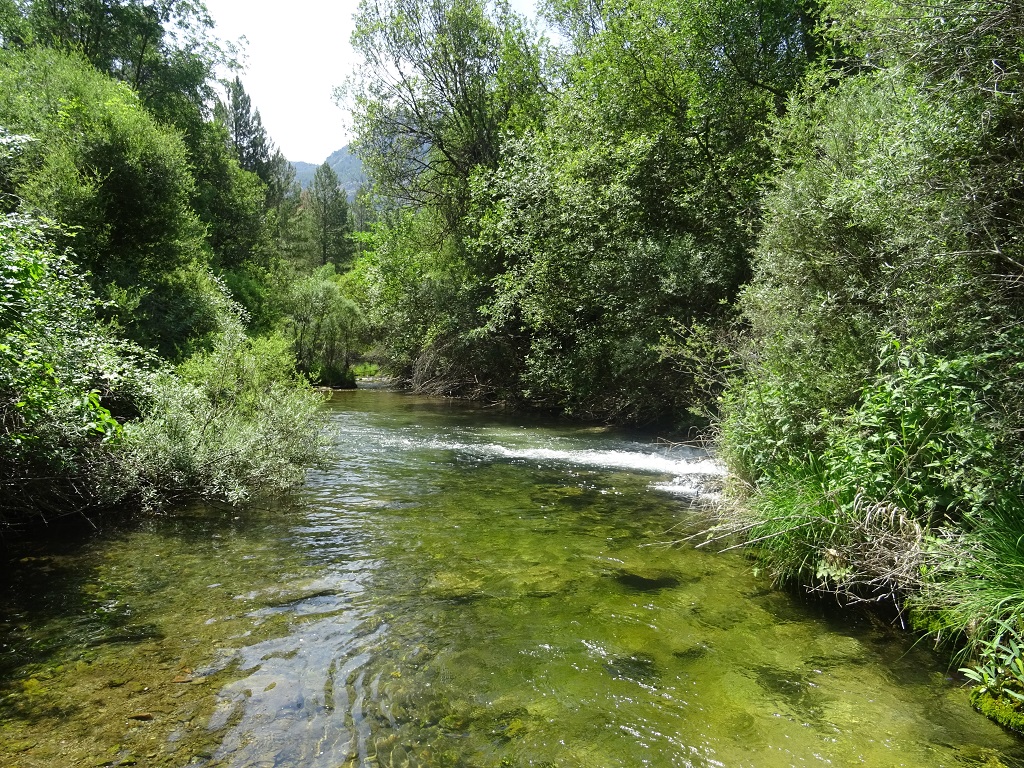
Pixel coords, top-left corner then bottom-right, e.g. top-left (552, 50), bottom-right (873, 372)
top-left (202, 0), bottom-right (540, 164)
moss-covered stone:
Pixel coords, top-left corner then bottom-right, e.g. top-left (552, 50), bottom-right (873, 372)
top-left (971, 688), bottom-right (1024, 734)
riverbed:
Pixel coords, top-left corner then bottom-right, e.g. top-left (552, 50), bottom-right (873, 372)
top-left (1, 389), bottom-right (1021, 767)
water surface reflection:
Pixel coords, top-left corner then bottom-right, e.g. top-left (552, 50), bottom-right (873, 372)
top-left (1, 389), bottom-right (1022, 768)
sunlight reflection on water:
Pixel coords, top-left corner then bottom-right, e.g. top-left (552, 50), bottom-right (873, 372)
top-left (198, 390), bottom-right (1024, 768)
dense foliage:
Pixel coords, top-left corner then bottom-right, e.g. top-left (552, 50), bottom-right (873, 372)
top-left (0, 2), bottom-right (359, 527)
top-left (714, 0), bottom-right (1024, 728)
top-left (5, 0), bottom-right (1024, 731)
top-left (0, 201), bottom-right (328, 523)
top-left (346, 0), bottom-right (819, 420)
top-left (344, 0), bottom-right (1024, 728)
top-left (0, 208), bottom-right (129, 522)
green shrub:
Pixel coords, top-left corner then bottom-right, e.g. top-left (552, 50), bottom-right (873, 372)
top-left (0, 209), bottom-right (152, 523)
top-left (129, 265), bottom-right (246, 362)
top-left (111, 330), bottom-right (330, 507)
top-left (0, 200), bottom-right (331, 522)
top-left (738, 342), bottom-right (1012, 590)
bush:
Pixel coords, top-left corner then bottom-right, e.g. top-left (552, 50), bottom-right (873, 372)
top-left (129, 265), bottom-right (247, 362)
top-left (0, 203), bottom-right (331, 523)
top-left (0, 209), bottom-right (153, 524)
top-left (729, 339), bottom-right (1019, 597)
top-left (110, 330), bottom-right (331, 508)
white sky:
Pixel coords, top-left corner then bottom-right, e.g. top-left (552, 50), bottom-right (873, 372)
top-left (202, 0), bottom-right (541, 164)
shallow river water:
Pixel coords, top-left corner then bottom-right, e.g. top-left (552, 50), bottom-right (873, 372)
top-left (2, 389), bottom-right (1023, 767)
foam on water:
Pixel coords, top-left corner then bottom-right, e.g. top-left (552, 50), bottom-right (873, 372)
top-left (478, 444), bottom-right (725, 477)
top-left (381, 431), bottom-right (727, 499)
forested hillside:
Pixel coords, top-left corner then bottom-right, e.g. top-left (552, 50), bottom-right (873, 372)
top-left (342, 0), bottom-right (1024, 728)
top-left (0, 1), bottom-right (367, 525)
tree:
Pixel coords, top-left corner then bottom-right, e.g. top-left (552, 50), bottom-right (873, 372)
top-left (0, 47), bottom-right (202, 281)
top-left (342, 0), bottom-right (547, 394)
top-left (0, 46), bottom-right (259, 358)
top-left (282, 265), bottom-right (364, 387)
top-left (346, 0), bottom-right (546, 233)
top-left (22, 0), bottom-right (227, 126)
top-left (217, 75), bottom-right (273, 182)
top-left (466, 0), bottom-right (822, 420)
top-left (540, 0), bottom-right (605, 52)
top-left (711, 0), bottom-right (1024, 728)
top-left (187, 118), bottom-right (267, 271)
top-left (306, 161), bottom-right (352, 268)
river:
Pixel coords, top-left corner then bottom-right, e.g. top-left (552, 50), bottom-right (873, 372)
top-left (1, 388), bottom-right (1022, 767)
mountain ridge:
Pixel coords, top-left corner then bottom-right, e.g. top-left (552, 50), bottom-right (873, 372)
top-left (290, 144), bottom-right (365, 196)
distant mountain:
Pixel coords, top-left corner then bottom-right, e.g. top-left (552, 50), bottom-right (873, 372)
top-left (290, 145), bottom-right (365, 198)
top-left (291, 160), bottom-right (318, 188)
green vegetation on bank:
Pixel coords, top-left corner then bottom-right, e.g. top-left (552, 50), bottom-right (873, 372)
top-left (715, 0), bottom-right (1024, 729)
top-left (341, 0), bottom-right (1024, 727)
top-left (3, 0), bottom-right (1023, 733)
top-left (0, 1), bottom-right (370, 527)
top-left (345, 0), bottom-right (816, 420)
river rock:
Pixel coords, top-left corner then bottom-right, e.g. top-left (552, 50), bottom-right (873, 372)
top-left (424, 571), bottom-right (484, 600)
top-left (611, 567), bottom-right (682, 591)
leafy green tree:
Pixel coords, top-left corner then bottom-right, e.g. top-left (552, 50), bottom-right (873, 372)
top-left (458, 0), bottom-right (821, 420)
top-left (344, 0), bottom-right (549, 393)
top-left (540, 0), bottom-right (605, 52)
top-left (282, 265), bottom-right (364, 386)
top-left (189, 117), bottom-right (267, 269)
top-left (306, 161), bottom-right (352, 268)
top-left (0, 46), bottom-right (245, 357)
top-left (0, 48), bottom-right (199, 270)
top-left (347, 0), bottom-right (546, 233)
top-left (264, 148), bottom-right (296, 211)
top-left (0, 0), bottom-right (28, 45)
top-left (21, 0), bottom-right (227, 126)
top-left (348, 183), bottom-right (378, 260)
top-left (472, 133), bottom-right (728, 422)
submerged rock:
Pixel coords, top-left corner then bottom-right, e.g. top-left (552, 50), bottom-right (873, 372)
top-left (672, 643), bottom-right (711, 663)
top-left (603, 652), bottom-right (658, 681)
top-left (612, 568), bottom-right (681, 592)
top-left (424, 571), bottom-right (484, 601)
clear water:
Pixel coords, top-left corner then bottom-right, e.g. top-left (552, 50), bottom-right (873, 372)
top-left (1, 389), bottom-right (1022, 767)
